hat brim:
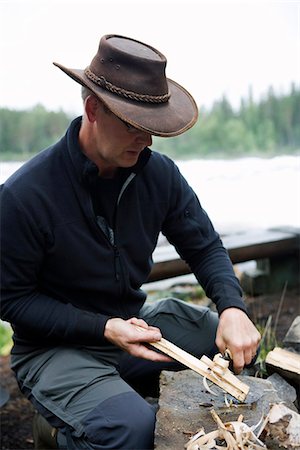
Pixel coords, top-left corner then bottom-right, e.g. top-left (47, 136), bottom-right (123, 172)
top-left (54, 62), bottom-right (198, 137)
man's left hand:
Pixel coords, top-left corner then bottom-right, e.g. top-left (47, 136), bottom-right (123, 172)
top-left (215, 308), bottom-right (261, 374)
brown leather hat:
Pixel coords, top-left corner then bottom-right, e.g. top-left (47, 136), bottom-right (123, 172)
top-left (54, 34), bottom-right (198, 137)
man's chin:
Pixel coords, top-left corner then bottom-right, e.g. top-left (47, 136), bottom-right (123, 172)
top-left (122, 152), bottom-right (140, 165)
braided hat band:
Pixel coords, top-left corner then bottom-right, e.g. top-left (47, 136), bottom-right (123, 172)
top-left (84, 68), bottom-right (170, 104)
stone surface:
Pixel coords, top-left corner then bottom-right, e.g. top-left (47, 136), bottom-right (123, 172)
top-left (283, 316), bottom-right (300, 352)
top-left (154, 370), bottom-right (296, 450)
top-left (267, 372), bottom-right (297, 404)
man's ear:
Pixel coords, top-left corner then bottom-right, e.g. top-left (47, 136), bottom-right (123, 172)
top-left (85, 95), bottom-right (100, 122)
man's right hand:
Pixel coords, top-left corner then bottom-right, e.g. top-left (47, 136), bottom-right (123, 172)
top-left (104, 317), bottom-right (172, 362)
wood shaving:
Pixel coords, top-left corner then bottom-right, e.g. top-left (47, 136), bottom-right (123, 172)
top-left (185, 409), bottom-right (267, 450)
top-left (203, 376), bottom-right (218, 397)
top-left (185, 404), bottom-right (300, 449)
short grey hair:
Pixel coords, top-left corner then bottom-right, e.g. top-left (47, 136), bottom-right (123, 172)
top-left (81, 86), bottom-right (94, 101)
top-left (81, 86), bottom-right (111, 114)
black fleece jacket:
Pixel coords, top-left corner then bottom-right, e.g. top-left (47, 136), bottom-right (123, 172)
top-left (0, 117), bottom-right (246, 352)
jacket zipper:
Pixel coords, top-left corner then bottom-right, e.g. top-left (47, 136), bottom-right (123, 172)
top-left (113, 172), bottom-right (136, 285)
top-left (93, 172), bottom-right (136, 285)
top-left (113, 245), bottom-right (120, 282)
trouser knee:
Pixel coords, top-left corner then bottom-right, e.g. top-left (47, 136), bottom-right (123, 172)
top-left (82, 391), bottom-right (156, 449)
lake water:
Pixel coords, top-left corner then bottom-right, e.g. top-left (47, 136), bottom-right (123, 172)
top-left (1, 155), bottom-right (299, 234)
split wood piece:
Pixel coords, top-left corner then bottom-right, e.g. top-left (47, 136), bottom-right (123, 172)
top-left (148, 336), bottom-right (249, 402)
top-left (265, 347), bottom-right (300, 383)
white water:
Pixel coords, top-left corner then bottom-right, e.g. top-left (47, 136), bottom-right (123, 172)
top-left (1, 155), bottom-right (299, 234)
top-left (177, 155), bottom-right (300, 233)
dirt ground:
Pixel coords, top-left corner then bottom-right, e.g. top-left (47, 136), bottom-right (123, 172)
top-left (0, 357), bottom-right (35, 450)
top-left (0, 286), bottom-right (299, 450)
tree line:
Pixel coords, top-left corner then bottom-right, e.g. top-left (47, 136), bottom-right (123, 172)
top-left (154, 83), bottom-right (300, 158)
top-left (0, 84), bottom-right (299, 160)
top-left (0, 104), bottom-right (70, 160)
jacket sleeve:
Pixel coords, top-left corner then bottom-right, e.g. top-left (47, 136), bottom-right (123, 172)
top-left (0, 185), bottom-right (110, 345)
top-left (161, 162), bottom-right (247, 316)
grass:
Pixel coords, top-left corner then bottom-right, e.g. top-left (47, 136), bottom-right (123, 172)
top-left (255, 315), bottom-right (278, 376)
top-left (0, 321), bottom-right (13, 356)
top-left (252, 282), bottom-right (288, 376)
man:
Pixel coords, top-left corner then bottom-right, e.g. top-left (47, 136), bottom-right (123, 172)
top-left (1, 34), bottom-right (260, 449)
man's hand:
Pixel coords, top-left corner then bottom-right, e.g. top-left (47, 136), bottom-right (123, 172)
top-left (215, 308), bottom-right (261, 374)
top-left (104, 317), bottom-right (172, 362)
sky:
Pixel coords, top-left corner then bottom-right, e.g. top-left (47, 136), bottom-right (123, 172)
top-left (0, 0), bottom-right (299, 115)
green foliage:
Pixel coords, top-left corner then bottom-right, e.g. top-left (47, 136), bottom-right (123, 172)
top-left (255, 317), bottom-right (278, 377)
top-left (0, 104), bottom-right (71, 160)
top-left (0, 321), bottom-right (13, 356)
top-left (146, 284), bottom-right (206, 304)
top-left (0, 84), bottom-right (299, 160)
top-left (154, 83), bottom-right (300, 159)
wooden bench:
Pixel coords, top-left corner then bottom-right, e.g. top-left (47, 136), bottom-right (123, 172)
top-left (148, 227), bottom-right (300, 284)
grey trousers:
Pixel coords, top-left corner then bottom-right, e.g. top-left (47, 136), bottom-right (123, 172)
top-left (12, 298), bottom-right (219, 449)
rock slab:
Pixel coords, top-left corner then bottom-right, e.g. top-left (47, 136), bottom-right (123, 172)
top-left (155, 370), bottom-right (296, 450)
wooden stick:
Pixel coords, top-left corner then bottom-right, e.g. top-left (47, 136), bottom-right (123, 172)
top-left (136, 327), bottom-right (249, 401)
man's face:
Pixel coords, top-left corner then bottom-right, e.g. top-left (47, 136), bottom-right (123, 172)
top-left (92, 103), bottom-right (152, 176)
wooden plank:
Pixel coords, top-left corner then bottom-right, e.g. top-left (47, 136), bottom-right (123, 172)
top-left (148, 229), bottom-right (299, 282)
top-left (227, 231), bottom-right (299, 263)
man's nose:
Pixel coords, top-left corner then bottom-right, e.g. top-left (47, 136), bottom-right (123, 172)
top-left (136, 131), bottom-right (152, 147)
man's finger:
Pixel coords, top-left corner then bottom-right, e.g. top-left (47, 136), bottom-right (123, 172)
top-left (133, 324), bottom-right (162, 342)
top-left (243, 348), bottom-right (253, 366)
top-left (232, 350), bottom-right (245, 374)
top-left (128, 317), bottom-right (149, 329)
